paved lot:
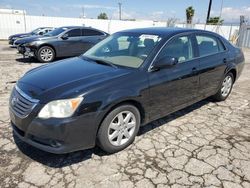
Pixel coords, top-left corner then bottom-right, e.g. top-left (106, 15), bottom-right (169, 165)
top-left (0, 41), bottom-right (250, 188)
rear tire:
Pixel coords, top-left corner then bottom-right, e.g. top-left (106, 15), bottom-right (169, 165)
top-left (212, 72), bottom-right (234, 101)
top-left (97, 104), bottom-right (141, 153)
top-left (37, 46), bottom-right (55, 63)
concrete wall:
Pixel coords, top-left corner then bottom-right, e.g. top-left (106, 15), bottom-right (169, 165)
top-left (0, 13), bottom-right (239, 41)
top-left (176, 23), bottom-right (239, 42)
top-left (0, 14), bottom-right (167, 39)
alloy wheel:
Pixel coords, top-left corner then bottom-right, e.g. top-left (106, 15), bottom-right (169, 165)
top-left (108, 111), bottom-right (136, 146)
top-left (40, 48), bottom-right (53, 62)
top-left (221, 75), bottom-right (233, 97)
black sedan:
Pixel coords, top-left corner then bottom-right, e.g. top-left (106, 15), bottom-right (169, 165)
top-left (16, 26), bottom-right (109, 63)
top-left (8, 27), bottom-right (54, 45)
top-left (9, 27), bottom-right (245, 154)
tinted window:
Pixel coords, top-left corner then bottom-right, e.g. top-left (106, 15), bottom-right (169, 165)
top-left (158, 36), bottom-right (193, 63)
top-left (67, 29), bottom-right (81, 37)
top-left (83, 29), bottom-right (103, 36)
top-left (196, 35), bottom-right (221, 56)
top-left (44, 28), bottom-right (68, 37)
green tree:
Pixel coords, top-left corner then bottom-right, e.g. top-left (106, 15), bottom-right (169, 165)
top-left (97, 12), bottom-right (108, 20)
top-left (186, 6), bottom-right (195, 24)
top-left (207, 17), bottom-right (224, 25)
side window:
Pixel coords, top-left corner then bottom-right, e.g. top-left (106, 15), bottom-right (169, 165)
top-left (83, 29), bottom-right (103, 36)
top-left (196, 35), bottom-right (221, 56)
top-left (66, 29), bottom-right (81, 37)
top-left (158, 36), bottom-right (193, 63)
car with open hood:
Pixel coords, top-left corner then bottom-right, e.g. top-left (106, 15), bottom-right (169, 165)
top-left (15, 26), bottom-right (109, 63)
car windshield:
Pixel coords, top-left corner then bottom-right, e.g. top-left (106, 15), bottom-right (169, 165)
top-left (31, 28), bottom-right (44, 35)
top-left (44, 28), bottom-right (68, 37)
top-left (83, 32), bottom-right (162, 68)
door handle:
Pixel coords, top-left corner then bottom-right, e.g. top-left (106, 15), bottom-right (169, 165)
top-left (192, 67), bottom-right (197, 72)
top-left (223, 58), bottom-right (227, 63)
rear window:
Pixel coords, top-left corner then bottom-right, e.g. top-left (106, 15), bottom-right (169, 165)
top-left (196, 35), bottom-right (222, 56)
top-left (83, 29), bottom-right (103, 36)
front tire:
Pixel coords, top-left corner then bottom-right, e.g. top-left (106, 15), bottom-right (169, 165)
top-left (97, 104), bottom-right (141, 153)
top-left (37, 46), bottom-right (55, 63)
top-left (213, 72), bottom-right (234, 101)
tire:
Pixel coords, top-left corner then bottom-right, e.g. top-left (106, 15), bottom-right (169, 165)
top-left (37, 46), bottom-right (55, 63)
top-left (212, 72), bottom-right (234, 101)
top-left (97, 104), bottom-right (141, 153)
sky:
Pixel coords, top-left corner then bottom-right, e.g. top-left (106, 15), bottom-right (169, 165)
top-left (0, 0), bottom-right (250, 23)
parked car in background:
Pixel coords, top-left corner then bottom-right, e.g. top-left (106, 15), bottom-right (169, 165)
top-left (9, 27), bottom-right (244, 154)
top-left (16, 26), bottom-right (109, 63)
top-left (8, 27), bottom-right (54, 45)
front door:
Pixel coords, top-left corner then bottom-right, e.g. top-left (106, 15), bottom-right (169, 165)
top-left (58, 28), bottom-right (82, 57)
top-left (148, 34), bottom-right (200, 120)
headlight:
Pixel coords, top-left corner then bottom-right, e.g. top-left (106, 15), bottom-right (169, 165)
top-left (38, 97), bottom-right (83, 119)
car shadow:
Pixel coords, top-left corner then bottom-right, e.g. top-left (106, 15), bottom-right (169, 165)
top-left (16, 57), bottom-right (40, 63)
top-left (138, 98), bottom-right (212, 136)
top-left (14, 134), bottom-right (107, 168)
top-left (14, 98), bottom-right (212, 168)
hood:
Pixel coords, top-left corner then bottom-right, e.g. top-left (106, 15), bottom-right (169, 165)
top-left (9, 32), bottom-right (31, 39)
top-left (17, 57), bottom-right (131, 102)
top-left (14, 35), bottom-right (56, 45)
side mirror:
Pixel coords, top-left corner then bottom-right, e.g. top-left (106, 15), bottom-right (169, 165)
top-left (153, 56), bottom-right (178, 70)
top-left (61, 34), bottom-right (68, 40)
top-left (38, 32), bottom-right (43, 35)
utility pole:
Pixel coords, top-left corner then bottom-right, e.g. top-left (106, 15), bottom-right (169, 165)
top-left (82, 6), bottom-right (85, 18)
top-left (206, 0), bottom-right (212, 24)
top-left (118, 2), bottom-right (122, 20)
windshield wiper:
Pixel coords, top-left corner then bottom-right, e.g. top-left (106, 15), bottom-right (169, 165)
top-left (82, 56), bottom-right (117, 68)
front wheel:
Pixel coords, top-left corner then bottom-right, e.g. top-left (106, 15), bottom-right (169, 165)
top-left (97, 104), bottom-right (141, 153)
top-left (213, 72), bottom-right (234, 101)
top-left (37, 46), bottom-right (55, 63)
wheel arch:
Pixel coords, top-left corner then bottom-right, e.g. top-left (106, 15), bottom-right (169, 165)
top-left (97, 99), bottom-right (146, 136)
top-left (226, 68), bottom-right (237, 83)
top-left (38, 44), bottom-right (57, 57)
top-left (228, 69), bottom-right (237, 83)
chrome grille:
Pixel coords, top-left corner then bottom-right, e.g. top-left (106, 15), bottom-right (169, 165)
top-left (10, 86), bottom-right (39, 118)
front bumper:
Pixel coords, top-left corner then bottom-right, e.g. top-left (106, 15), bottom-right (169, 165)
top-left (17, 46), bottom-right (35, 57)
top-left (10, 108), bottom-right (100, 154)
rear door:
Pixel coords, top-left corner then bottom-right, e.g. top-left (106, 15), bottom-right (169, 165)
top-left (194, 34), bottom-right (228, 98)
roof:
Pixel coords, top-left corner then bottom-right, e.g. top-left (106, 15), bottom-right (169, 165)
top-left (118, 27), bottom-right (210, 36)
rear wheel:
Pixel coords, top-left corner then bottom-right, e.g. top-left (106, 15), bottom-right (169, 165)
top-left (213, 72), bottom-right (234, 101)
top-left (37, 46), bottom-right (55, 63)
top-left (97, 104), bottom-right (140, 153)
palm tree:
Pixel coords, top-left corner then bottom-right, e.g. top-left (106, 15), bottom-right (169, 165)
top-left (186, 6), bottom-right (195, 24)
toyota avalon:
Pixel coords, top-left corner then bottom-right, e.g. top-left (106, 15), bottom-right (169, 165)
top-left (9, 27), bottom-right (245, 154)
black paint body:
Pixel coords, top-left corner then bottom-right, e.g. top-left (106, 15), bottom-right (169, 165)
top-left (10, 28), bottom-right (245, 154)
